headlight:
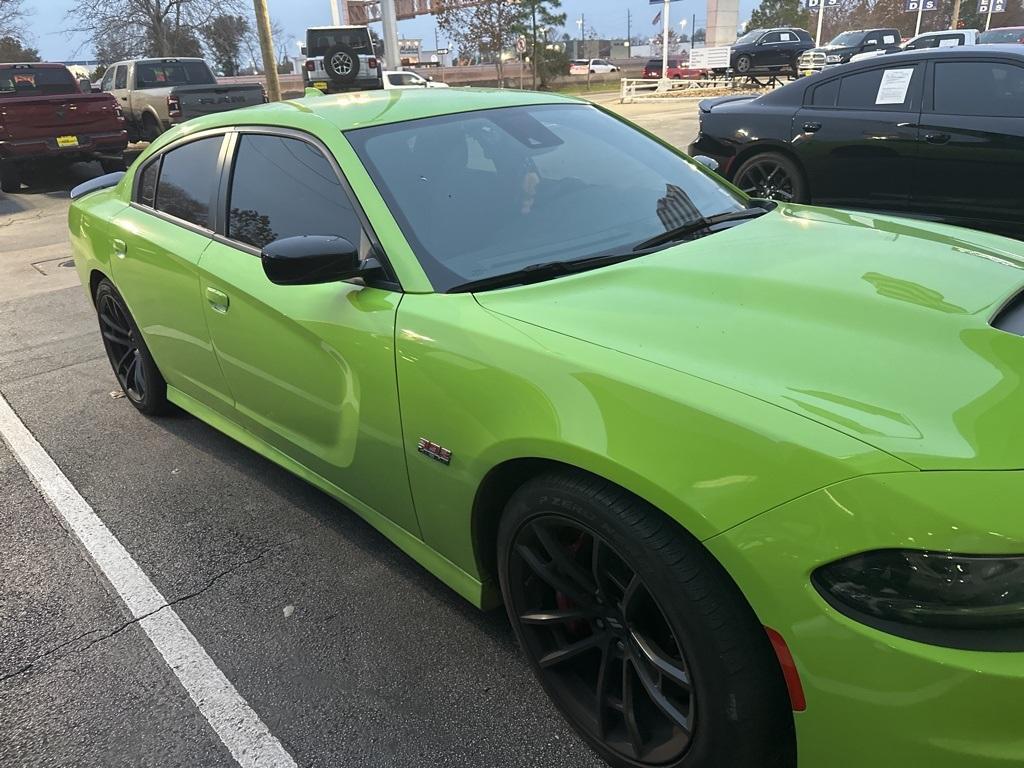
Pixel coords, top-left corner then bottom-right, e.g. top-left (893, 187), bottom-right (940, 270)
top-left (813, 550), bottom-right (1024, 651)
top-left (825, 54), bottom-right (842, 63)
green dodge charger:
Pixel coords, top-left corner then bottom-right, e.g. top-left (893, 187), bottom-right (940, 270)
top-left (68, 88), bottom-right (1024, 768)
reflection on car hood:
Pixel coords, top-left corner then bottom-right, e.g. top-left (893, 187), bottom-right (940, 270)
top-left (476, 206), bottom-right (1024, 470)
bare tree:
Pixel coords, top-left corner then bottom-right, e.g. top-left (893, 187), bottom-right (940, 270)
top-left (434, 0), bottom-right (524, 83)
top-left (0, 0), bottom-right (30, 40)
top-left (74, 0), bottom-right (244, 59)
top-left (203, 14), bottom-right (250, 75)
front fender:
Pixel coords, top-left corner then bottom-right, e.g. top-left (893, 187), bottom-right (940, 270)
top-left (395, 293), bottom-right (911, 585)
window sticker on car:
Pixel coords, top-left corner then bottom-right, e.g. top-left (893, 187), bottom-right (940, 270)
top-left (883, 34), bottom-right (896, 44)
top-left (939, 37), bottom-right (959, 47)
top-left (876, 68), bottom-right (914, 104)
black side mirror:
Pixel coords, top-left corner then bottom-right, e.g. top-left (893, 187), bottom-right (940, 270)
top-left (261, 235), bottom-right (378, 286)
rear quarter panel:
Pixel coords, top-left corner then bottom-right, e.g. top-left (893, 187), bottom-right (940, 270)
top-left (68, 184), bottom-right (129, 302)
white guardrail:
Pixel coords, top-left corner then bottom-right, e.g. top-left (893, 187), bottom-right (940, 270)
top-left (620, 77), bottom-right (737, 103)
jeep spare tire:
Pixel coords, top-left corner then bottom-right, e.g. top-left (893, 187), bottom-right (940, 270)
top-left (324, 44), bottom-right (360, 84)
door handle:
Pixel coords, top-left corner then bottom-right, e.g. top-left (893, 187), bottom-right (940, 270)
top-left (924, 132), bottom-right (951, 144)
top-left (112, 238), bottom-right (127, 259)
top-left (803, 121), bottom-right (822, 133)
top-left (120, 96), bottom-right (128, 101)
top-left (205, 286), bottom-right (229, 313)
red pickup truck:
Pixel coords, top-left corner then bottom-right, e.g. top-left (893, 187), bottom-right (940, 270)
top-left (0, 62), bottom-right (128, 193)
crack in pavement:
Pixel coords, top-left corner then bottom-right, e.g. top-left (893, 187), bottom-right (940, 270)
top-left (0, 526), bottom-right (320, 685)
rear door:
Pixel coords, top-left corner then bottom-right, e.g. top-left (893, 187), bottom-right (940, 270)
top-left (198, 128), bottom-right (418, 534)
top-left (910, 56), bottom-right (1024, 235)
top-left (793, 62), bottom-right (924, 207)
top-left (110, 133), bottom-right (235, 414)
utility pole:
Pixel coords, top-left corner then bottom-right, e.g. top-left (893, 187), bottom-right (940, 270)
top-left (627, 9), bottom-right (631, 51)
top-left (661, 0), bottom-right (670, 83)
top-left (691, 13), bottom-right (696, 50)
top-left (380, 0), bottom-right (400, 70)
top-left (950, 0), bottom-right (962, 29)
top-left (330, 0), bottom-right (341, 26)
top-left (253, 0), bottom-right (281, 101)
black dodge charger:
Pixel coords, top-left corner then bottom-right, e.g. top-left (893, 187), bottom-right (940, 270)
top-left (689, 46), bottom-right (1024, 239)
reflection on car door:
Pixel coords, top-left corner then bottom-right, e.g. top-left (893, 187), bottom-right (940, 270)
top-left (112, 135), bottom-right (235, 414)
top-left (793, 63), bottom-right (923, 207)
top-left (197, 130), bottom-right (419, 535)
top-left (909, 57), bottom-right (1024, 238)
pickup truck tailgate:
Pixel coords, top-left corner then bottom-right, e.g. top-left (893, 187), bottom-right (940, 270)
top-left (172, 84), bottom-right (264, 121)
top-left (0, 93), bottom-right (122, 139)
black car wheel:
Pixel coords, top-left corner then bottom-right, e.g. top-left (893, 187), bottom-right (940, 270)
top-left (733, 152), bottom-right (807, 203)
top-left (498, 471), bottom-right (796, 768)
top-left (324, 44), bottom-right (361, 85)
top-left (735, 55), bottom-right (752, 74)
top-left (0, 161), bottom-right (22, 193)
top-left (94, 279), bottom-right (170, 416)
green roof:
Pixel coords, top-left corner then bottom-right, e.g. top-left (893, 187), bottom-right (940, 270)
top-left (243, 87), bottom-right (583, 131)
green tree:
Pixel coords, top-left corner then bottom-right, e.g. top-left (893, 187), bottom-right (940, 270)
top-left (202, 14), bottom-right (249, 75)
top-left (748, 0), bottom-right (812, 31)
top-left (0, 35), bottom-right (38, 61)
top-left (513, 0), bottom-right (567, 89)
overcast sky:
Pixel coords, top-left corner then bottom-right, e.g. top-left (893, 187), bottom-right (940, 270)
top-left (27, 0), bottom-right (758, 61)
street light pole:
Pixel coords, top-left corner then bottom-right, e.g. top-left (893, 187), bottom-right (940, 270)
top-left (253, 0), bottom-right (281, 101)
top-left (380, 0), bottom-right (401, 70)
top-left (661, 0), bottom-right (670, 84)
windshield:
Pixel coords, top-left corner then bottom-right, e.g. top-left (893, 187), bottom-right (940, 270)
top-left (978, 28), bottom-right (1024, 43)
top-left (0, 66), bottom-right (77, 97)
top-left (348, 104), bottom-right (746, 292)
top-left (829, 31), bottom-right (866, 46)
top-left (735, 29), bottom-right (765, 45)
top-left (307, 28), bottom-right (374, 57)
top-left (135, 60), bottom-right (215, 89)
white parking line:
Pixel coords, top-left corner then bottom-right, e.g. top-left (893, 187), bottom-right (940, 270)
top-left (0, 392), bottom-right (297, 768)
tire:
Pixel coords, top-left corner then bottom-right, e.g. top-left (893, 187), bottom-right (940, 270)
top-left (99, 157), bottom-right (127, 173)
top-left (498, 471), bottom-right (796, 768)
top-left (0, 161), bottom-right (21, 193)
top-left (141, 113), bottom-right (161, 142)
top-left (324, 44), bottom-right (361, 85)
top-left (94, 279), bottom-right (170, 416)
top-left (735, 55), bottom-right (752, 74)
top-left (732, 151), bottom-right (807, 203)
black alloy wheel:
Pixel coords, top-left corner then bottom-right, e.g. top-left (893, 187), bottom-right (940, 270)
top-left (733, 152), bottom-right (806, 203)
top-left (325, 44), bottom-right (361, 84)
top-left (507, 516), bottom-right (695, 764)
top-left (499, 472), bottom-right (797, 768)
top-left (735, 55), bottom-right (752, 74)
top-left (94, 279), bottom-right (169, 415)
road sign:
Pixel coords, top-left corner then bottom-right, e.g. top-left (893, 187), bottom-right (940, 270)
top-left (436, 48), bottom-right (450, 55)
top-left (978, 0), bottom-right (1006, 12)
top-left (516, 36), bottom-right (527, 53)
top-left (904, 0), bottom-right (938, 10)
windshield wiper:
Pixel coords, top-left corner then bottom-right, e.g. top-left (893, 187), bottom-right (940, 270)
top-left (447, 252), bottom-right (642, 293)
top-left (632, 206), bottom-right (771, 252)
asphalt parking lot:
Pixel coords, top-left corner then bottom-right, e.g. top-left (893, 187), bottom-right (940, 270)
top-left (0, 102), bottom-right (699, 768)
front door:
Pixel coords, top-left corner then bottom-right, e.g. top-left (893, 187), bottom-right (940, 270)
top-left (111, 134), bottom-right (234, 415)
top-left (793, 62), bottom-right (923, 208)
top-left (198, 130), bottom-right (418, 534)
top-left (909, 57), bottom-right (1024, 237)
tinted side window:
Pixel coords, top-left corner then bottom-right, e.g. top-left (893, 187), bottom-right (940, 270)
top-left (761, 32), bottom-right (782, 44)
top-left (227, 134), bottom-right (363, 250)
top-left (154, 137), bottom-right (223, 228)
top-left (114, 65), bottom-right (126, 89)
top-left (934, 61), bottom-right (1024, 117)
top-left (137, 159), bottom-right (160, 207)
top-left (837, 66), bottom-right (919, 110)
top-left (811, 78), bottom-right (840, 106)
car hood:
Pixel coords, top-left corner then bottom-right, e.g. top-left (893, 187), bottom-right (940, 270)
top-left (808, 44), bottom-right (856, 56)
top-left (475, 206), bottom-right (1024, 470)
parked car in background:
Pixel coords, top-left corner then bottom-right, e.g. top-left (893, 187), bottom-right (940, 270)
top-left (303, 25), bottom-right (383, 94)
top-left (979, 26), bottom-right (1024, 44)
top-left (690, 46), bottom-right (1024, 239)
top-left (99, 58), bottom-right (265, 142)
top-left (851, 28), bottom-right (979, 63)
top-left (642, 58), bottom-right (707, 79)
top-left (569, 58), bottom-right (620, 75)
top-left (798, 28), bottom-right (902, 75)
top-left (729, 27), bottom-right (814, 75)
top-left (0, 62), bottom-right (126, 192)
top-left (383, 70), bottom-right (449, 89)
